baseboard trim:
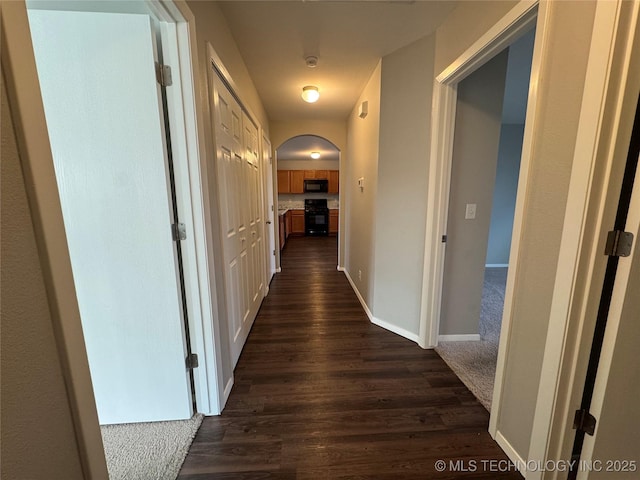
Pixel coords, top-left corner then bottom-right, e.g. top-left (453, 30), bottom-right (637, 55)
top-left (342, 269), bottom-right (420, 344)
top-left (494, 430), bottom-right (526, 474)
top-left (222, 377), bottom-right (234, 408)
top-left (275, 267), bottom-right (282, 273)
top-left (342, 268), bottom-right (374, 320)
top-left (371, 316), bottom-right (421, 344)
top-left (438, 334), bottom-right (481, 342)
top-left (485, 263), bottom-right (509, 268)
top-left (337, 266), bottom-right (345, 272)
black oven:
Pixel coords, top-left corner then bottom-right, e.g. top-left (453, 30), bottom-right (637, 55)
top-left (303, 179), bottom-right (328, 193)
top-left (304, 199), bottom-right (329, 236)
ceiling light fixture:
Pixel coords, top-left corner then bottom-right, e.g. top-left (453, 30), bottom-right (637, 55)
top-left (301, 85), bottom-right (320, 103)
top-left (310, 152), bottom-right (321, 159)
top-left (305, 56), bottom-right (319, 68)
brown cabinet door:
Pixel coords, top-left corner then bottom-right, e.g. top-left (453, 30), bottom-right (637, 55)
top-left (285, 211), bottom-right (292, 238)
top-left (279, 215), bottom-right (285, 249)
top-left (304, 170), bottom-right (316, 179)
top-left (291, 211), bottom-right (306, 234)
top-left (277, 170), bottom-right (290, 193)
top-left (315, 170), bottom-right (329, 180)
top-left (329, 210), bottom-right (339, 234)
top-left (290, 171), bottom-right (305, 193)
top-left (328, 170), bottom-right (339, 194)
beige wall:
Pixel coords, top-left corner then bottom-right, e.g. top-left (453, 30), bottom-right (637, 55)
top-left (373, 34), bottom-right (435, 334)
top-left (440, 50), bottom-right (508, 336)
top-left (1, 69), bottom-right (85, 480)
top-left (345, 62), bottom-right (382, 307)
top-left (435, 1), bottom-right (519, 74)
top-left (187, 0), bottom-right (268, 130)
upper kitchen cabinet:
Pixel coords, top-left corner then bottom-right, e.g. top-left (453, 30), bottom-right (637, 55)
top-left (277, 170), bottom-right (291, 193)
top-left (290, 170), bottom-right (305, 193)
top-left (277, 169), bottom-right (339, 194)
top-left (328, 171), bottom-right (339, 194)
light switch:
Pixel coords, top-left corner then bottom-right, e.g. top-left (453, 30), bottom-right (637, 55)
top-left (358, 177), bottom-right (365, 191)
top-left (465, 203), bottom-right (477, 219)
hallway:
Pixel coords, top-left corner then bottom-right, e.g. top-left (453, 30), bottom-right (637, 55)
top-left (177, 237), bottom-right (522, 478)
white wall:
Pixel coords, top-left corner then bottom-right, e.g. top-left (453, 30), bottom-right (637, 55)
top-left (1, 68), bottom-right (86, 480)
top-left (345, 62), bottom-right (382, 308)
top-left (486, 123), bottom-right (524, 265)
top-left (372, 34), bottom-right (435, 336)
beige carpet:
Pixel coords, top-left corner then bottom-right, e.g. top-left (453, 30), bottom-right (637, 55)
top-left (101, 413), bottom-right (203, 480)
top-left (436, 267), bottom-right (507, 411)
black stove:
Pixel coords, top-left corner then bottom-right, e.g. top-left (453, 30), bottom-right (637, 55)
top-left (304, 199), bottom-right (329, 236)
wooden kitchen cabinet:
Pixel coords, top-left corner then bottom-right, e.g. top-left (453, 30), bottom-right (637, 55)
top-left (290, 171), bottom-right (305, 193)
top-left (277, 170), bottom-right (290, 193)
top-left (328, 170), bottom-right (339, 194)
top-left (278, 169), bottom-right (339, 194)
top-left (329, 210), bottom-right (339, 234)
top-left (279, 214), bottom-right (286, 250)
top-left (290, 210), bottom-right (306, 234)
top-left (285, 210), bottom-right (292, 238)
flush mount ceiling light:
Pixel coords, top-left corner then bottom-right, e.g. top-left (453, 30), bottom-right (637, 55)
top-left (310, 152), bottom-right (321, 159)
top-left (301, 85), bottom-right (320, 103)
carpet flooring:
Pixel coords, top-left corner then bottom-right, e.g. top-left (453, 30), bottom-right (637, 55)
top-left (435, 267), bottom-right (508, 411)
top-left (101, 413), bottom-right (204, 480)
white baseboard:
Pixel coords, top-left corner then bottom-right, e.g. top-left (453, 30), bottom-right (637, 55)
top-left (222, 377), bottom-right (234, 409)
top-left (438, 334), bottom-right (481, 342)
top-left (371, 316), bottom-right (421, 344)
top-left (342, 268), bottom-right (374, 320)
top-left (342, 268), bottom-right (421, 345)
top-left (275, 267), bottom-right (282, 273)
top-left (485, 263), bottom-right (509, 268)
top-left (494, 430), bottom-right (526, 475)
top-left (337, 266), bottom-right (345, 272)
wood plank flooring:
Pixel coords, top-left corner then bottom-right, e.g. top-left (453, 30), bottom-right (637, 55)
top-left (178, 236), bottom-right (522, 479)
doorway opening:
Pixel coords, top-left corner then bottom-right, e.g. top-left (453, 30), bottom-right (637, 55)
top-left (435, 29), bottom-right (535, 411)
top-left (275, 135), bottom-right (341, 268)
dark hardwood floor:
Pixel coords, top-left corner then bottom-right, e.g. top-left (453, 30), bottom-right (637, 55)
top-left (178, 236), bottom-right (522, 479)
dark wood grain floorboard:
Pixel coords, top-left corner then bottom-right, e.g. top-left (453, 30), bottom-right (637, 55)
top-left (178, 236), bottom-right (522, 479)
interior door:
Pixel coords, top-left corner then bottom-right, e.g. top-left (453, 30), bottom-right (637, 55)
top-left (212, 72), bottom-right (245, 366)
top-left (28, 9), bottom-right (192, 424)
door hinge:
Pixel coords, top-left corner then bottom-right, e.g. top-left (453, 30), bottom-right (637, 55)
top-left (172, 223), bottom-right (187, 241)
top-left (573, 409), bottom-right (596, 436)
top-left (273, 249), bottom-right (276, 256)
top-left (442, 235), bottom-right (447, 243)
top-left (155, 62), bottom-right (173, 87)
top-left (604, 230), bottom-right (633, 257)
top-left (186, 353), bottom-right (199, 369)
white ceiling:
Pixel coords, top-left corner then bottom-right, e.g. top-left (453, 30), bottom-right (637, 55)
top-left (218, 0), bottom-right (458, 122)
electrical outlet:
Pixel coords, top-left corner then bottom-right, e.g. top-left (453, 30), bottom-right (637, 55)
top-left (358, 269), bottom-right (362, 281)
top-left (465, 203), bottom-right (477, 220)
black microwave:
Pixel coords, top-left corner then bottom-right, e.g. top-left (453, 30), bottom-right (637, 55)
top-left (303, 179), bottom-right (328, 193)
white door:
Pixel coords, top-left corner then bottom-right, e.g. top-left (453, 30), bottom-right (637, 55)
top-left (212, 73), bottom-right (245, 366)
top-left (262, 135), bottom-right (277, 282)
top-left (28, 10), bottom-right (192, 424)
top-left (243, 113), bottom-right (265, 317)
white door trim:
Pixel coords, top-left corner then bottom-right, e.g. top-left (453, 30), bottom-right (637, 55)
top-left (527, 2), bottom-right (640, 478)
top-left (417, 0), bottom-right (542, 445)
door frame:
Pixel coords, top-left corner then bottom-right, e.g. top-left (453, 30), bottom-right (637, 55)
top-left (2, 0), bottom-right (223, 475)
top-left (417, 0), bottom-right (541, 447)
top-left (262, 134), bottom-right (277, 285)
top-left (527, 2), bottom-right (640, 477)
